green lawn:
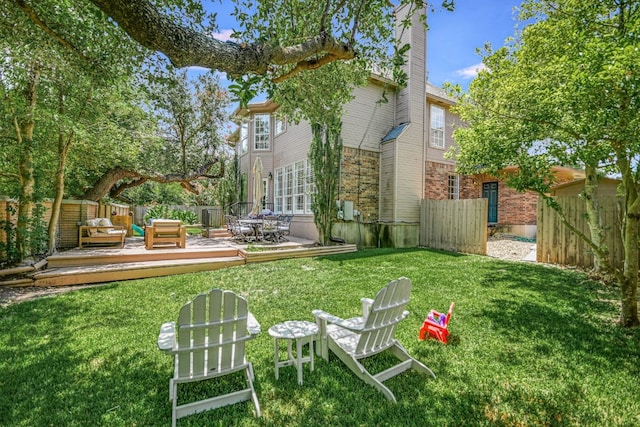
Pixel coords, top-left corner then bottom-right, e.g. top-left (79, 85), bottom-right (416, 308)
top-left (1, 248), bottom-right (639, 426)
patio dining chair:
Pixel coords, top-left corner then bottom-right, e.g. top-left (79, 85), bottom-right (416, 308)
top-left (277, 215), bottom-right (292, 240)
top-left (229, 217), bottom-right (253, 242)
top-left (157, 289), bottom-right (261, 426)
top-left (261, 215), bottom-right (283, 243)
top-left (313, 277), bottom-right (435, 402)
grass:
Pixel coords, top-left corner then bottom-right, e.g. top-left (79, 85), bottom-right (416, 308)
top-left (1, 248), bottom-right (639, 426)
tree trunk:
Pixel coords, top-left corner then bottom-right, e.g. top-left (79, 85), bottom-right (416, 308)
top-left (48, 90), bottom-right (74, 255)
top-left (620, 208), bottom-right (639, 326)
top-left (310, 120), bottom-right (342, 246)
top-left (16, 63), bottom-right (40, 262)
top-left (582, 165), bottom-right (608, 274)
top-left (618, 155), bottom-right (640, 327)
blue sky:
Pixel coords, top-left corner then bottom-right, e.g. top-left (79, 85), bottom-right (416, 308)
top-left (426, 0), bottom-right (523, 90)
top-left (202, 0), bottom-right (524, 93)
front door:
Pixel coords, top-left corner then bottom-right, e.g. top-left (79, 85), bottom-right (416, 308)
top-left (482, 182), bottom-right (498, 224)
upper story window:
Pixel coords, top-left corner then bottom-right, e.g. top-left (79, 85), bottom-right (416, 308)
top-left (254, 113), bottom-right (270, 150)
top-left (430, 105), bottom-right (445, 149)
top-left (448, 174), bottom-right (460, 200)
top-left (275, 116), bottom-right (286, 136)
top-left (239, 122), bottom-right (248, 155)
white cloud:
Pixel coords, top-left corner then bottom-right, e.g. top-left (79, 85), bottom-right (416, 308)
top-left (455, 63), bottom-right (488, 79)
top-left (212, 29), bottom-right (235, 42)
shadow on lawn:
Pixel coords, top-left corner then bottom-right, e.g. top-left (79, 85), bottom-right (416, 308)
top-left (474, 261), bottom-right (639, 377)
top-left (321, 246), bottom-right (467, 263)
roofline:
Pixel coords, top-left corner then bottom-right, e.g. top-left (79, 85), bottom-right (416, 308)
top-left (550, 176), bottom-right (620, 190)
top-left (231, 99), bottom-right (280, 118)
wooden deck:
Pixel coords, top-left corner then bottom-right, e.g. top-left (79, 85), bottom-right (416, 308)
top-left (4, 234), bottom-right (357, 288)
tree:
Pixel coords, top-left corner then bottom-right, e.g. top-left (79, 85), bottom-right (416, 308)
top-left (1, 0), bottom-right (151, 260)
top-left (79, 69), bottom-right (230, 202)
top-left (451, 0), bottom-right (640, 327)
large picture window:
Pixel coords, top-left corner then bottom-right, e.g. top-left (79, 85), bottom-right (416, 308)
top-left (273, 161), bottom-right (315, 214)
top-left (430, 105), bottom-right (445, 149)
top-left (254, 114), bottom-right (270, 150)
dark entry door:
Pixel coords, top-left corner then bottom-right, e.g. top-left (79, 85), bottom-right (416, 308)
top-left (482, 182), bottom-right (498, 223)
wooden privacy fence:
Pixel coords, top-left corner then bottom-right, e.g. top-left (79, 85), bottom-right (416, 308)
top-left (420, 198), bottom-right (488, 255)
top-left (131, 205), bottom-right (224, 228)
top-left (537, 196), bottom-right (625, 269)
top-left (0, 198), bottom-right (129, 250)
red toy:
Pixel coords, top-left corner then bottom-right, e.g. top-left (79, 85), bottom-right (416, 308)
top-left (419, 302), bottom-right (455, 344)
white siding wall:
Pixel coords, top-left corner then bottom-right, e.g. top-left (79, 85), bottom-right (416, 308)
top-left (386, 3), bottom-right (427, 223)
top-left (272, 120), bottom-right (312, 166)
top-left (342, 84), bottom-right (395, 151)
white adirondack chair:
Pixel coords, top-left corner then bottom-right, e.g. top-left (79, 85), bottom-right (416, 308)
top-left (157, 289), bottom-right (261, 426)
top-left (312, 277), bottom-right (435, 402)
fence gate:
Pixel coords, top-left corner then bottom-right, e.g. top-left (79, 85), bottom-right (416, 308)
top-left (420, 198), bottom-right (488, 255)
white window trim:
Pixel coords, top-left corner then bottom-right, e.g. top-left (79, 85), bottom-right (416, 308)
top-left (254, 113), bottom-right (270, 151)
top-left (448, 174), bottom-right (460, 200)
top-left (240, 122), bottom-right (248, 155)
top-left (273, 160), bottom-right (315, 214)
top-left (275, 117), bottom-right (286, 136)
top-left (430, 105), bottom-right (445, 149)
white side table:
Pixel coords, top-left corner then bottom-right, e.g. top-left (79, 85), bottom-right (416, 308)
top-left (268, 320), bottom-right (318, 385)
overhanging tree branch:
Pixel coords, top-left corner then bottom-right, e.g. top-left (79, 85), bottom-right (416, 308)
top-left (89, 0), bottom-right (356, 79)
top-left (81, 160), bottom-right (224, 202)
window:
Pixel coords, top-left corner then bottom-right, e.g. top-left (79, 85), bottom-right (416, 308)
top-left (430, 105), bottom-right (445, 149)
top-left (240, 122), bottom-right (248, 155)
top-left (273, 161), bottom-right (315, 214)
top-left (306, 163), bottom-right (315, 213)
top-left (284, 164), bottom-right (294, 213)
top-left (274, 168), bottom-right (283, 213)
top-left (293, 161), bottom-right (305, 214)
top-left (448, 174), bottom-right (460, 200)
top-left (275, 116), bottom-right (286, 136)
top-left (254, 114), bottom-right (270, 150)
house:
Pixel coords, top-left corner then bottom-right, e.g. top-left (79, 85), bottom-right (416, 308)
top-left (550, 176), bottom-right (620, 197)
top-left (230, 4), bottom-right (544, 246)
top-left (468, 166), bottom-right (585, 238)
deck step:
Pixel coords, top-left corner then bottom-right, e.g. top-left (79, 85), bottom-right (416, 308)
top-left (241, 244), bottom-right (357, 263)
top-left (32, 256), bottom-right (246, 287)
top-left (47, 247), bottom-right (239, 268)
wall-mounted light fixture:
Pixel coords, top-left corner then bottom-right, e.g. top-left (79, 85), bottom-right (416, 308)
top-left (268, 172), bottom-right (273, 180)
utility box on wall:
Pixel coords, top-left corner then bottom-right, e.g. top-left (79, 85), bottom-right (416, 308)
top-left (343, 201), bottom-right (354, 221)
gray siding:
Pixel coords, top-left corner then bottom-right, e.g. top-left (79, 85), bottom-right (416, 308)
top-left (387, 3), bottom-right (427, 223)
top-left (342, 84), bottom-right (395, 152)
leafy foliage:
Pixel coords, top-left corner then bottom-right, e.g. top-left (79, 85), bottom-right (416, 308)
top-left (451, 0), bottom-right (640, 326)
top-left (143, 204), bottom-right (198, 224)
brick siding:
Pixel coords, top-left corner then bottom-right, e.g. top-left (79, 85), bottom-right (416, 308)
top-left (340, 147), bottom-right (379, 221)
